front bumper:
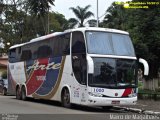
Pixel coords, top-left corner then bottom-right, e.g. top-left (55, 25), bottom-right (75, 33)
top-left (86, 96), bottom-right (137, 106)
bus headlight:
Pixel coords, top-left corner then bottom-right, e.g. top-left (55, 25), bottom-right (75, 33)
top-left (88, 92), bottom-right (103, 97)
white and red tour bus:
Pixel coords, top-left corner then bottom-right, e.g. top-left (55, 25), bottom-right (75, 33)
top-left (7, 27), bottom-right (149, 108)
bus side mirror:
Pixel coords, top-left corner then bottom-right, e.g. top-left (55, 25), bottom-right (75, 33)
top-left (139, 58), bottom-right (149, 76)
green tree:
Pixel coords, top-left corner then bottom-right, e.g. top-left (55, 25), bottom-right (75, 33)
top-left (52, 12), bottom-right (69, 31)
top-left (47, 12), bottom-right (69, 32)
top-left (69, 5), bottom-right (94, 28)
top-left (0, 0), bottom-right (27, 47)
top-left (0, 0), bottom-right (4, 15)
top-left (27, 0), bottom-right (54, 17)
top-left (102, 0), bottom-right (160, 78)
top-left (0, 0), bottom-right (68, 53)
top-left (103, 2), bottom-right (127, 30)
top-left (125, 0), bottom-right (160, 78)
top-left (27, 0), bottom-right (55, 34)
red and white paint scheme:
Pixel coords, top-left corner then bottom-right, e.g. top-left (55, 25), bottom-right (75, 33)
top-left (7, 27), bottom-right (149, 108)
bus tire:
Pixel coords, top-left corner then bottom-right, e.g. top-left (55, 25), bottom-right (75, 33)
top-left (16, 86), bottom-right (22, 100)
top-left (2, 88), bottom-right (7, 96)
top-left (21, 87), bottom-right (27, 101)
top-left (61, 88), bottom-right (71, 108)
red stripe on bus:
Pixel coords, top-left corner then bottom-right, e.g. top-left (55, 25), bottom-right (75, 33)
top-left (26, 58), bottom-right (49, 95)
top-left (122, 88), bottom-right (132, 97)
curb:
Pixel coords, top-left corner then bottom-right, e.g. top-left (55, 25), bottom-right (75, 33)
top-left (143, 111), bottom-right (160, 117)
top-left (114, 106), bottom-right (160, 117)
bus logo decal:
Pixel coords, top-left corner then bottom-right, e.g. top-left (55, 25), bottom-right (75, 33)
top-left (27, 61), bottom-right (61, 72)
top-left (26, 58), bottom-right (49, 95)
top-left (26, 57), bottom-right (63, 96)
top-left (32, 56), bottom-right (66, 99)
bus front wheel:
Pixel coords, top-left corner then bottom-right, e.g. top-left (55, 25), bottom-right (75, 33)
top-left (61, 88), bottom-right (71, 108)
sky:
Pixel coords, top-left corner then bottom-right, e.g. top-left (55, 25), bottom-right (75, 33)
top-left (52, 0), bottom-right (130, 21)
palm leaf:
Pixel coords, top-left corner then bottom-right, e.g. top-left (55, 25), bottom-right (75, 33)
top-left (69, 5), bottom-right (94, 27)
top-left (68, 18), bottom-right (79, 28)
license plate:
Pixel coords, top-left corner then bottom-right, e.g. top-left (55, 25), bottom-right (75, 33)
top-left (111, 101), bottom-right (120, 104)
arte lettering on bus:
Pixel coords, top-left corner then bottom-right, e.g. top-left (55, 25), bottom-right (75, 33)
top-left (27, 61), bottom-right (61, 71)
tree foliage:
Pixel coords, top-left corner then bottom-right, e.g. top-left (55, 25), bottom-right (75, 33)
top-left (69, 5), bottom-right (94, 28)
top-left (0, 0), bottom-right (68, 52)
top-left (27, 0), bottom-right (55, 17)
top-left (103, 2), bottom-right (126, 30)
top-left (102, 0), bottom-right (160, 78)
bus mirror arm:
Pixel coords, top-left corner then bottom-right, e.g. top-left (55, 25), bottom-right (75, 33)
top-left (139, 58), bottom-right (149, 76)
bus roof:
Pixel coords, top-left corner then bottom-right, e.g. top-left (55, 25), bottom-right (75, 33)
top-left (9, 27), bottom-right (129, 49)
top-left (9, 32), bottom-right (64, 49)
top-left (9, 43), bottom-right (25, 49)
top-left (30, 32), bottom-right (63, 43)
top-left (65, 27), bottom-right (129, 35)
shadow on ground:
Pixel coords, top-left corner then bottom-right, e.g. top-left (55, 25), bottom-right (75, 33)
top-left (11, 97), bottom-right (127, 113)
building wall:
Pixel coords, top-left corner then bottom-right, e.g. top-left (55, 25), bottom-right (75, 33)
top-left (143, 78), bottom-right (160, 90)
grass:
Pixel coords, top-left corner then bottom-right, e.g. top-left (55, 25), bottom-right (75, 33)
top-left (138, 81), bottom-right (143, 89)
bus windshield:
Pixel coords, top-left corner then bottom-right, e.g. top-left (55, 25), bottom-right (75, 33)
top-left (89, 58), bottom-right (137, 88)
top-left (86, 31), bottom-right (135, 56)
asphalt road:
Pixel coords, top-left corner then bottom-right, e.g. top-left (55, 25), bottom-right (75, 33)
top-left (0, 95), bottom-right (159, 120)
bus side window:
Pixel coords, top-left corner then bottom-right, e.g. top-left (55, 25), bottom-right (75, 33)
top-left (21, 50), bottom-right (32, 61)
top-left (72, 31), bottom-right (87, 85)
top-left (72, 32), bottom-right (86, 54)
top-left (16, 47), bottom-right (21, 61)
top-left (51, 33), bottom-right (70, 57)
top-left (63, 34), bottom-right (70, 55)
top-left (37, 45), bottom-right (52, 58)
